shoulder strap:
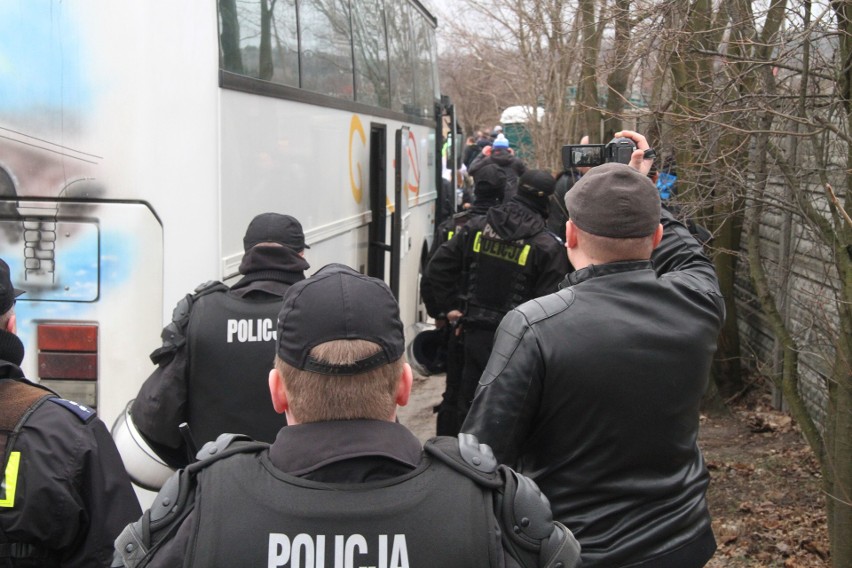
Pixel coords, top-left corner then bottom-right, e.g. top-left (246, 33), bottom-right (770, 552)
top-left (46, 398), bottom-right (97, 423)
top-left (112, 434), bottom-right (267, 568)
top-left (424, 433), bottom-right (501, 489)
top-left (149, 281), bottom-right (229, 365)
top-left (1, 379), bottom-right (54, 468)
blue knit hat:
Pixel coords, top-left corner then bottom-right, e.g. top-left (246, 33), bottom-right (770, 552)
top-left (493, 133), bottom-right (509, 149)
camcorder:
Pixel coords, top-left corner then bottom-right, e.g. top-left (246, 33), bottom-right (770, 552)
top-left (562, 137), bottom-right (636, 170)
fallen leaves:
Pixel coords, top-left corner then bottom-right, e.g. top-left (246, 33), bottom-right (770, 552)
top-left (702, 400), bottom-right (829, 567)
top-left (746, 411), bottom-right (794, 433)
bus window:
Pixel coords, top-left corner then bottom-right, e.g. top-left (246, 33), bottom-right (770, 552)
top-left (413, 15), bottom-right (436, 118)
top-left (218, 0), bottom-right (299, 87)
top-left (299, 0), bottom-right (355, 99)
top-left (386, 2), bottom-right (414, 115)
top-left (352, 0), bottom-right (390, 109)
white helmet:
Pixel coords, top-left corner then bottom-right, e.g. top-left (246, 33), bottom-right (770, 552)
top-left (111, 401), bottom-right (175, 491)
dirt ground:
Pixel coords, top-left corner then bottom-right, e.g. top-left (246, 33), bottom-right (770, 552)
top-left (398, 373), bottom-right (831, 567)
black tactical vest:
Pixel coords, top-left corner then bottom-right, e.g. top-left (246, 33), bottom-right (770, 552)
top-left (463, 226), bottom-right (535, 328)
top-left (187, 451), bottom-right (499, 568)
top-left (186, 291), bottom-right (284, 447)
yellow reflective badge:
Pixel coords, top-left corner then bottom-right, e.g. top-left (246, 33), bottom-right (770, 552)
top-left (0, 451), bottom-right (21, 507)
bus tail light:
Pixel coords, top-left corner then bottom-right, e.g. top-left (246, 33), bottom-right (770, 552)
top-left (37, 324), bottom-right (98, 381)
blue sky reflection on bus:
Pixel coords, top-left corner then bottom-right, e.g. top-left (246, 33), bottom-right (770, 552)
top-left (1, 229), bottom-right (137, 354)
top-left (0, 1), bottom-right (91, 117)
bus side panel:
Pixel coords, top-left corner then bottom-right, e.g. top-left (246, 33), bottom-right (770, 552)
top-left (217, 91), bottom-right (438, 318)
top-left (0, 201), bottom-right (163, 429)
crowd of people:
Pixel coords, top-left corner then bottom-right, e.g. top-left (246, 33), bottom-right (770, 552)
top-left (0, 128), bottom-right (723, 568)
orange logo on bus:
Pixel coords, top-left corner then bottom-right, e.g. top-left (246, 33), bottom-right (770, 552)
top-left (406, 130), bottom-right (420, 198)
top-left (348, 115), bottom-right (366, 203)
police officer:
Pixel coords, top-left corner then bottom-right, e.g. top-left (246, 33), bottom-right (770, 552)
top-left (421, 165), bottom-right (506, 436)
top-left (112, 264), bottom-right (580, 568)
top-left (426, 170), bottom-right (571, 426)
top-left (0, 258), bottom-right (141, 567)
top-left (131, 213), bottom-right (310, 468)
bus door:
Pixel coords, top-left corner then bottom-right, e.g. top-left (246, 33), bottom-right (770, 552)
top-left (367, 124), bottom-right (388, 284)
top-left (389, 126), bottom-right (408, 298)
top-left (367, 124), bottom-right (406, 300)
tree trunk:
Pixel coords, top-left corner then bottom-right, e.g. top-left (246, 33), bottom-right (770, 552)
top-left (602, 0), bottom-right (630, 141)
top-left (575, 0), bottom-right (602, 142)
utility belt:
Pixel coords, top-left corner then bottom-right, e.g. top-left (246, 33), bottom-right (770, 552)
top-left (461, 304), bottom-right (506, 330)
top-left (0, 542), bottom-right (58, 566)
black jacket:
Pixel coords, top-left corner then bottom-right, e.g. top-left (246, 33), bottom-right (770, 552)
top-left (462, 211), bottom-right (724, 567)
top-left (546, 170), bottom-right (580, 236)
top-left (426, 200), bottom-right (570, 321)
top-left (422, 199), bottom-right (500, 319)
top-left (131, 245), bottom-right (308, 467)
top-left (468, 149), bottom-right (527, 202)
top-left (0, 330), bottom-right (141, 567)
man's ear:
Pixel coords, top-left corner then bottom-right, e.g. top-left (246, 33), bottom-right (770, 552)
top-left (395, 363), bottom-right (413, 407)
top-left (268, 368), bottom-right (289, 415)
top-left (566, 220), bottom-right (579, 249)
top-left (652, 223), bottom-right (664, 249)
top-left (5, 314), bottom-right (16, 335)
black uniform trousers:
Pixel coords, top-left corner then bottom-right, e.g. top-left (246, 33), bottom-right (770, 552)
top-left (456, 326), bottom-right (497, 427)
top-left (435, 330), bottom-right (464, 436)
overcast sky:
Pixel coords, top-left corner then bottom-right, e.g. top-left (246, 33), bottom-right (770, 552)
top-left (420, 0), bottom-right (456, 29)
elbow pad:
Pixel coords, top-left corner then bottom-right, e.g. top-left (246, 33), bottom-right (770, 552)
top-left (497, 467), bottom-right (581, 568)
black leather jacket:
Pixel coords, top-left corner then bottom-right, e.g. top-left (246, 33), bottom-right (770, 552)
top-left (462, 211), bottom-right (724, 567)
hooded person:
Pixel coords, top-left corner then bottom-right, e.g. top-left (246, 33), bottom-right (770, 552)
top-left (421, 165), bottom-right (508, 435)
top-left (426, 169), bottom-right (571, 427)
top-left (467, 133), bottom-right (527, 202)
top-left (129, 213), bottom-right (311, 473)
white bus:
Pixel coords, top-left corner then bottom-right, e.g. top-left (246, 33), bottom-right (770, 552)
top-left (0, 0), bottom-right (445, 435)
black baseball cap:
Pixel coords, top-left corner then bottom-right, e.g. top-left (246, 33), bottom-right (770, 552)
top-left (243, 213), bottom-right (310, 251)
top-left (0, 259), bottom-right (25, 314)
top-left (276, 264), bottom-right (404, 375)
top-left (472, 164), bottom-right (507, 199)
top-left (517, 169), bottom-right (556, 197)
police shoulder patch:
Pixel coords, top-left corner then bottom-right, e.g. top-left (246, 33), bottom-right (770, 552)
top-left (47, 398), bottom-right (96, 423)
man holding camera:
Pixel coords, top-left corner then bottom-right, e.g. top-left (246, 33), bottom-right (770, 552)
top-left (462, 131), bottom-right (725, 567)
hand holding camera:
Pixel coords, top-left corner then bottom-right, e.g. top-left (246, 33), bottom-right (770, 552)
top-left (562, 130), bottom-right (655, 175)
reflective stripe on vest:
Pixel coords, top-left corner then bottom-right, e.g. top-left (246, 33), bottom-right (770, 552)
top-left (0, 451), bottom-right (20, 507)
top-left (472, 232), bottom-right (531, 266)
